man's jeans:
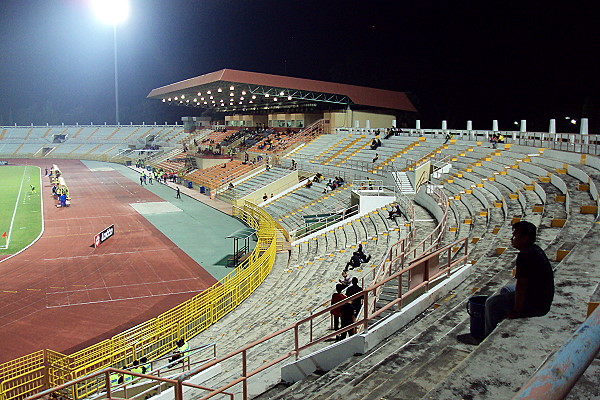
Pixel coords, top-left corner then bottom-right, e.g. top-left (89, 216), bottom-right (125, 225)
top-left (485, 284), bottom-right (515, 337)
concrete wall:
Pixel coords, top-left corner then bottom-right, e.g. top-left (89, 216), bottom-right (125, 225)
top-left (195, 157), bottom-right (229, 169)
top-left (415, 186), bottom-right (444, 223)
top-left (268, 113), bottom-right (321, 128)
top-left (324, 110), bottom-right (395, 129)
top-left (240, 170), bottom-right (299, 205)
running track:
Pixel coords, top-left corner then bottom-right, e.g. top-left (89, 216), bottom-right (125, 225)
top-left (0, 160), bottom-right (218, 363)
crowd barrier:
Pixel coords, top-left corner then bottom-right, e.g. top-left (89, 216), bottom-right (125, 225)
top-left (0, 202), bottom-right (277, 400)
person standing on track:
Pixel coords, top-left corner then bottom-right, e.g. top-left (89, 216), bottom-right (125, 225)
top-left (176, 186), bottom-right (181, 199)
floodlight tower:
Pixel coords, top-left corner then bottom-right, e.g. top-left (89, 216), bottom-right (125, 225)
top-left (93, 0), bottom-right (129, 125)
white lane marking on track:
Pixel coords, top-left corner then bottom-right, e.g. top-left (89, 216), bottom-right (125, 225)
top-left (45, 277), bottom-right (203, 295)
top-left (5, 168), bottom-right (28, 248)
top-left (45, 289), bottom-right (204, 308)
top-left (40, 248), bottom-right (179, 261)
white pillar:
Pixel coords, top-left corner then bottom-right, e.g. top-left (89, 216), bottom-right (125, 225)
top-left (520, 120), bottom-right (527, 133)
top-left (467, 120), bottom-right (473, 130)
top-left (354, 120), bottom-right (360, 128)
top-left (366, 120), bottom-right (370, 129)
top-left (580, 118), bottom-right (589, 134)
top-left (442, 120), bottom-right (447, 130)
top-left (416, 120), bottom-right (421, 129)
top-left (492, 120), bottom-right (499, 131)
top-left (392, 120), bottom-right (397, 128)
top-left (549, 119), bottom-right (556, 133)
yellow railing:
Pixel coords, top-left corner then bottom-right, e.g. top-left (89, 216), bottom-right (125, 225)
top-left (0, 201), bottom-right (277, 400)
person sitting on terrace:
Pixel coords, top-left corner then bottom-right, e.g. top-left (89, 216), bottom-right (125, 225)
top-left (169, 339), bottom-right (189, 364)
top-left (485, 221), bottom-right (553, 336)
top-left (305, 179), bottom-right (313, 188)
top-left (345, 252), bottom-right (361, 271)
top-left (370, 138), bottom-right (379, 150)
top-left (460, 221), bottom-right (554, 345)
top-left (314, 172), bottom-right (323, 183)
top-left (355, 244), bottom-right (371, 263)
top-left (388, 204), bottom-right (402, 219)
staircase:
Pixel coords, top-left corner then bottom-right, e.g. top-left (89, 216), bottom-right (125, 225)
top-left (392, 171), bottom-right (415, 194)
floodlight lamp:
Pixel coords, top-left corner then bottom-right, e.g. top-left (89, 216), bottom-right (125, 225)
top-left (174, 97), bottom-right (178, 100)
top-left (197, 92), bottom-right (201, 96)
top-left (201, 97), bottom-right (204, 101)
top-left (162, 99), bottom-right (166, 102)
top-left (571, 119), bottom-right (577, 124)
top-left (217, 88), bottom-right (222, 92)
top-left (204, 101), bottom-right (207, 104)
top-left (181, 94), bottom-right (185, 99)
top-left (230, 92), bottom-right (234, 97)
top-left (288, 96), bottom-right (292, 100)
top-left (240, 97), bottom-right (244, 100)
top-left (242, 91), bottom-right (246, 95)
top-left (186, 100), bottom-right (189, 103)
top-left (207, 90), bottom-right (211, 94)
top-left (280, 91), bottom-right (284, 96)
top-left (230, 86), bottom-right (235, 90)
top-left (209, 96), bottom-right (213, 100)
top-left (168, 98), bottom-right (171, 101)
top-left (93, 0), bottom-right (130, 24)
top-left (252, 95), bottom-right (256, 99)
top-left (274, 97), bottom-right (278, 101)
top-left (265, 94), bottom-right (270, 97)
top-left (193, 98), bottom-right (197, 102)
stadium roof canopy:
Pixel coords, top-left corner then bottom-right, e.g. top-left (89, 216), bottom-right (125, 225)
top-left (147, 69), bottom-right (417, 114)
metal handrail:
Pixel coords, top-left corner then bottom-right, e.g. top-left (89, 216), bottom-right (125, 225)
top-left (292, 204), bottom-right (360, 240)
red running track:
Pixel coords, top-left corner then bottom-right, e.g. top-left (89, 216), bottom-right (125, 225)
top-left (0, 160), bottom-right (218, 363)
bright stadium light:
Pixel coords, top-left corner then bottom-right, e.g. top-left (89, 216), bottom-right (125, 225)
top-left (93, 0), bottom-right (130, 125)
top-left (93, 0), bottom-right (130, 25)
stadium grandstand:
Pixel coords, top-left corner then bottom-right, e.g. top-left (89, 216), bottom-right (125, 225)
top-left (0, 69), bottom-right (598, 400)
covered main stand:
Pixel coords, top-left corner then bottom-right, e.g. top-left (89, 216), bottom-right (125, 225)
top-left (226, 227), bottom-right (257, 267)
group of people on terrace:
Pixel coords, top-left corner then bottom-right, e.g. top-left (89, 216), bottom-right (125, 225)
top-left (331, 271), bottom-right (364, 341)
top-left (490, 132), bottom-right (505, 148)
top-left (323, 176), bottom-right (345, 193)
top-left (344, 243), bottom-right (371, 271)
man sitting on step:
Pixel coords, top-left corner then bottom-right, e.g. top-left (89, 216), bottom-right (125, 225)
top-left (388, 204), bottom-right (402, 220)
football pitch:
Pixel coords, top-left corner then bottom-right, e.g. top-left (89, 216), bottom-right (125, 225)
top-left (0, 165), bottom-right (43, 256)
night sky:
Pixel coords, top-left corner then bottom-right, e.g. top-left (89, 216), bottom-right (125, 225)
top-left (1, 0), bottom-right (599, 132)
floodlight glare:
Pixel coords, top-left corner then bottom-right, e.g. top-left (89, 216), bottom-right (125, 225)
top-left (93, 0), bottom-right (130, 24)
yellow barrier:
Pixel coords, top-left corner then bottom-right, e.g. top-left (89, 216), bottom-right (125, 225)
top-left (0, 201), bottom-right (277, 400)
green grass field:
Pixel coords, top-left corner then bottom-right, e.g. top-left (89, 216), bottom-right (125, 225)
top-left (0, 165), bottom-right (43, 255)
